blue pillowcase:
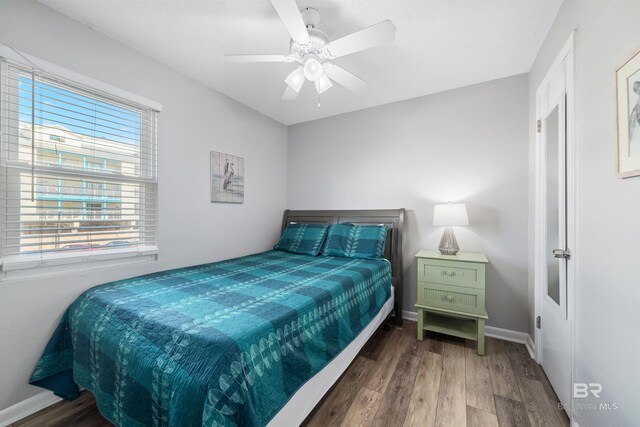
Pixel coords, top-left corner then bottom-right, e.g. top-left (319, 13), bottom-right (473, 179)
top-left (274, 223), bottom-right (329, 256)
top-left (322, 223), bottom-right (388, 259)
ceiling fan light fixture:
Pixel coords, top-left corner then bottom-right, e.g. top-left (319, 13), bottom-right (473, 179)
top-left (227, 2), bottom-right (396, 103)
top-left (303, 55), bottom-right (324, 81)
top-left (285, 66), bottom-right (305, 92)
top-left (314, 73), bottom-right (333, 94)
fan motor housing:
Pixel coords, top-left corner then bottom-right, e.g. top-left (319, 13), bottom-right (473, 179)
top-left (290, 8), bottom-right (329, 62)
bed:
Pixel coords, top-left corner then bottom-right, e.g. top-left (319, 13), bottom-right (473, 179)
top-left (30, 209), bottom-right (404, 426)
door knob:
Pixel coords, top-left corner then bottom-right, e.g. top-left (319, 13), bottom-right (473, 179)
top-left (552, 248), bottom-right (571, 259)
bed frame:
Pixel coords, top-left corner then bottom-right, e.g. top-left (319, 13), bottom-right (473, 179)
top-left (282, 209), bottom-right (405, 325)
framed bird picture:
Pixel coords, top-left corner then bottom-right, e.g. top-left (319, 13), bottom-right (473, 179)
top-left (616, 47), bottom-right (640, 178)
top-left (210, 151), bottom-right (244, 203)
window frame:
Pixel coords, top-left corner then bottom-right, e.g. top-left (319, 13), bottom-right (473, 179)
top-left (0, 45), bottom-right (162, 275)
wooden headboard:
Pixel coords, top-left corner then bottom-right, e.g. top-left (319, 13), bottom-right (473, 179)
top-left (282, 209), bottom-right (405, 325)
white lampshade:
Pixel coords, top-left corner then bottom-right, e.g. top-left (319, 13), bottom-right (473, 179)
top-left (285, 66), bottom-right (305, 93)
top-left (303, 56), bottom-right (323, 81)
top-left (433, 203), bottom-right (469, 227)
top-left (314, 74), bottom-right (333, 94)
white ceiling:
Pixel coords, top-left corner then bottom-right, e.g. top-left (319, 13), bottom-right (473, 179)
top-left (39, 0), bottom-right (562, 125)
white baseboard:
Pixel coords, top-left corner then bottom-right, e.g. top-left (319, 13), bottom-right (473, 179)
top-left (0, 390), bottom-right (61, 427)
top-left (402, 310), bottom-right (418, 322)
top-left (403, 310), bottom-right (536, 359)
top-left (485, 325), bottom-right (536, 359)
top-left (527, 336), bottom-right (536, 360)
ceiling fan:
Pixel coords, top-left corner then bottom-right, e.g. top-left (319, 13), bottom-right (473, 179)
top-left (225, 0), bottom-right (396, 101)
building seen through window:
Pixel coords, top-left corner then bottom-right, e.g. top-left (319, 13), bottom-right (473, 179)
top-left (18, 124), bottom-right (141, 252)
top-left (0, 70), bottom-right (156, 256)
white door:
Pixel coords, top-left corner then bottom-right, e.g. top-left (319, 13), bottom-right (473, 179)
top-left (535, 35), bottom-right (574, 415)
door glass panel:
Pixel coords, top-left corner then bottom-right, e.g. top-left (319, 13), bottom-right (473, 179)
top-left (545, 105), bottom-right (560, 305)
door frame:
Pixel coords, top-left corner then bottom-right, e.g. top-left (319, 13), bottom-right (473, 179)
top-left (534, 31), bottom-right (576, 416)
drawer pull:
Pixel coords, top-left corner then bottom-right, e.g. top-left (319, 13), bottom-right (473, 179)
top-left (420, 262), bottom-right (481, 288)
top-left (419, 286), bottom-right (479, 313)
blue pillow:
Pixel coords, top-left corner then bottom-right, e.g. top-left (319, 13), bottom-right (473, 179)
top-left (322, 223), bottom-right (388, 259)
top-left (274, 223), bottom-right (329, 256)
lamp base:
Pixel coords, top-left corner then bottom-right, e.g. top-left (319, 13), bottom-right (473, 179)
top-left (438, 227), bottom-right (460, 255)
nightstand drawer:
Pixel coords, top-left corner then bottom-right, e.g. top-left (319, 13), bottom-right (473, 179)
top-left (417, 282), bottom-right (484, 315)
top-left (417, 259), bottom-right (484, 289)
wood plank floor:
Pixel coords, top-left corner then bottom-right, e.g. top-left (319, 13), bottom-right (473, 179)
top-left (11, 321), bottom-right (569, 427)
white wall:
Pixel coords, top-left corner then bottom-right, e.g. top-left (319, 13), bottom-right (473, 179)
top-left (10, 1), bottom-right (639, 423)
top-left (288, 74), bottom-right (530, 333)
top-left (528, 1), bottom-right (640, 424)
top-left (0, 0), bottom-right (287, 411)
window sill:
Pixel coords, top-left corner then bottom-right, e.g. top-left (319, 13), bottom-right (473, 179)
top-left (0, 246), bottom-right (159, 275)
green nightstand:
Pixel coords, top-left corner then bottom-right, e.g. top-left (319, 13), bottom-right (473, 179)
top-left (415, 250), bottom-right (489, 355)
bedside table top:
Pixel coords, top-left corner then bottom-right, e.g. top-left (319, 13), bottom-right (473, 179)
top-left (415, 249), bottom-right (489, 264)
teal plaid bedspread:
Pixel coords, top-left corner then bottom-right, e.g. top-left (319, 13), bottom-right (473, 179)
top-left (30, 250), bottom-right (391, 426)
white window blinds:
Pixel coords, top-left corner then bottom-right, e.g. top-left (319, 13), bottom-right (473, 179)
top-left (0, 54), bottom-right (159, 272)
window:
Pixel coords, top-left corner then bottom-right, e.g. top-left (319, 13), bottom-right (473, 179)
top-left (0, 50), bottom-right (160, 272)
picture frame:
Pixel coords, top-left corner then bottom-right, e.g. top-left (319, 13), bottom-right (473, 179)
top-left (615, 47), bottom-right (640, 178)
top-left (210, 151), bottom-right (244, 203)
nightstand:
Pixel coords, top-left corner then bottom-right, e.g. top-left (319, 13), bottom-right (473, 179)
top-left (415, 250), bottom-right (489, 355)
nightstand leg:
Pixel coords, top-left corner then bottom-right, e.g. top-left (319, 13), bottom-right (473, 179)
top-left (417, 308), bottom-right (424, 341)
top-left (477, 318), bottom-right (485, 356)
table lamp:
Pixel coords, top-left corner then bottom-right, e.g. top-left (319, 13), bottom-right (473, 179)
top-left (433, 202), bottom-right (469, 255)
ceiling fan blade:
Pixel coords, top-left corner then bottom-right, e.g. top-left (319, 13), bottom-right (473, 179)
top-left (325, 20), bottom-right (396, 58)
top-left (270, 0), bottom-right (310, 45)
top-left (282, 86), bottom-right (300, 100)
top-left (323, 63), bottom-right (368, 92)
top-left (225, 54), bottom-right (293, 63)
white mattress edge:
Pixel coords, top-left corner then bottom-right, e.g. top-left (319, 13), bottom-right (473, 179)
top-left (267, 292), bottom-right (395, 427)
